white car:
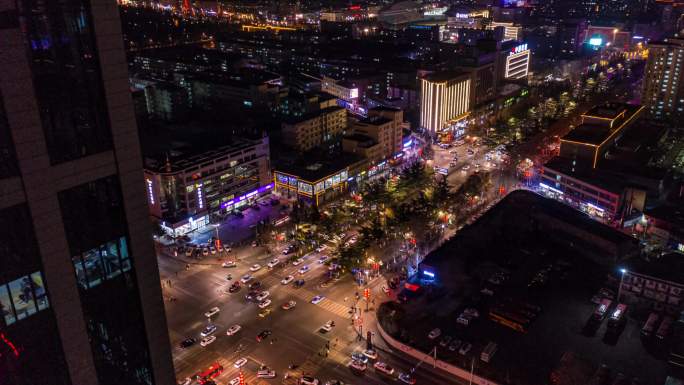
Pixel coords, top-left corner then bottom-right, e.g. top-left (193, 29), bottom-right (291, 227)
top-left (316, 245), bottom-right (328, 252)
top-left (298, 265), bottom-right (310, 275)
top-left (348, 360), bottom-right (367, 372)
top-left (241, 274), bottom-right (253, 283)
top-left (282, 300), bottom-right (296, 310)
top-left (258, 299), bottom-right (272, 308)
top-left (319, 320), bottom-right (335, 332)
top-left (200, 336), bottom-right (216, 347)
top-left (257, 369), bottom-right (277, 378)
top-left (222, 261), bottom-right (237, 268)
top-left (228, 378), bottom-right (240, 385)
top-left (250, 264), bottom-right (262, 272)
top-left (299, 376), bottom-right (319, 385)
top-left (373, 361), bottom-right (395, 375)
top-left (226, 324), bottom-right (241, 336)
top-left (281, 275), bottom-right (294, 285)
top-left (311, 295), bottom-right (324, 304)
top-left (267, 259), bottom-right (280, 268)
top-left (256, 291), bottom-right (270, 302)
top-left (292, 258), bottom-right (304, 266)
top-left (362, 349), bottom-right (378, 360)
top-left (318, 255), bottom-right (329, 264)
top-left (210, 247), bottom-right (216, 255)
top-left (428, 328), bottom-right (441, 339)
top-left (234, 357), bottom-right (248, 368)
top-left (204, 307), bottom-right (220, 318)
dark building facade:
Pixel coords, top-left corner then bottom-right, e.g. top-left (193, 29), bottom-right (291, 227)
top-left (0, 1), bottom-right (174, 385)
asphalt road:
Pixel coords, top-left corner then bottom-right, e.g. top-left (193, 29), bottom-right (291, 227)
top-left (159, 243), bottom-right (459, 385)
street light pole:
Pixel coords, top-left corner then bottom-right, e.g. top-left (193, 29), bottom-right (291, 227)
top-left (617, 268), bottom-right (627, 303)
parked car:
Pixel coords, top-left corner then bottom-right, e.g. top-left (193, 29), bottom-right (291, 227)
top-left (267, 259), bottom-right (280, 268)
top-left (256, 329), bottom-right (272, 342)
top-left (428, 328), bottom-right (441, 339)
top-left (222, 261), bottom-right (237, 268)
top-left (250, 264), bottom-right (262, 272)
top-left (179, 337), bottom-right (196, 349)
top-left (258, 299), bottom-right (272, 309)
top-left (282, 300), bottom-right (297, 310)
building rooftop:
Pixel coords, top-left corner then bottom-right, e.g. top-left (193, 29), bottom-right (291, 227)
top-left (624, 252), bottom-right (684, 285)
top-left (422, 70), bottom-right (469, 83)
top-left (273, 151), bottom-right (364, 182)
top-left (282, 106), bottom-right (345, 125)
top-left (343, 133), bottom-right (378, 147)
top-left (562, 104), bottom-right (643, 146)
top-left (358, 116), bottom-right (393, 126)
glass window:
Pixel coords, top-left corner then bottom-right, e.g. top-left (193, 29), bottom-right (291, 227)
top-left (72, 255), bottom-right (88, 289)
top-left (0, 90), bottom-right (19, 179)
top-left (120, 236), bottom-right (129, 260)
top-left (31, 271), bottom-right (49, 311)
top-left (17, 0), bottom-right (113, 164)
top-left (0, 284), bottom-right (15, 325)
top-left (102, 242), bottom-right (121, 280)
top-left (8, 275), bottom-right (37, 320)
top-left (82, 248), bottom-right (104, 288)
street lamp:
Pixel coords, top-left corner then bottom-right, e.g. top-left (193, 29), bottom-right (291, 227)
top-left (617, 268), bottom-right (627, 303)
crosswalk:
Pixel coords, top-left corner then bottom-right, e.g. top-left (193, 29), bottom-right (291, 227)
top-left (314, 298), bottom-right (352, 319)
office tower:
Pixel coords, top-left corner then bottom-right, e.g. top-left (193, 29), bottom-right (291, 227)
top-left (0, 2), bottom-right (174, 385)
top-left (642, 36), bottom-right (684, 120)
top-left (419, 71), bottom-right (471, 136)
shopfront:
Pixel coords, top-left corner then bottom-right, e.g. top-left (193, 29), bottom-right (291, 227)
top-left (160, 214), bottom-right (210, 237)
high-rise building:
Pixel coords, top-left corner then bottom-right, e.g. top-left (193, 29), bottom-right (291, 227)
top-left (642, 36), bottom-right (684, 120)
top-left (419, 71), bottom-right (471, 136)
top-left (0, 2), bottom-right (174, 385)
top-left (282, 106), bottom-right (348, 152)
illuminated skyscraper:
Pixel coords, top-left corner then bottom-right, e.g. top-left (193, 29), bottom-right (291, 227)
top-left (0, 1), bottom-right (174, 385)
top-left (642, 36), bottom-right (684, 120)
top-left (419, 71), bottom-right (471, 136)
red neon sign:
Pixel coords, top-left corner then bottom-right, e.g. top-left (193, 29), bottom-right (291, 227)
top-left (0, 332), bottom-right (20, 358)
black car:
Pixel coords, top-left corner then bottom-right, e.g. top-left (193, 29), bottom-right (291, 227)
top-left (249, 281), bottom-right (261, 290)
top-left (245, 290), bottom-right (261, 301)
top-left (256, 329), bottom-right (272, 342)
top-left (179, 337), bottom-right (196, 349)
top-left (229, 283), bottom-right (241, 293)
top-left (294, 279), bottom-right (305, 288)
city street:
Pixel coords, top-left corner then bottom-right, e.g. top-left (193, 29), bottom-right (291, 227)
top-left (159, 242), bottom-right (458, 385)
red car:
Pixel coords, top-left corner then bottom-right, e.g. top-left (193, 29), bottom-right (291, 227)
top-left (196, 362), bottom-right (223, 384)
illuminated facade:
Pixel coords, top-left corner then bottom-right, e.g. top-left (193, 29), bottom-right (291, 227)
top-left (419, 71), bottom-right (471, 135)
top-left (642, 37), bottom-right (684, 120)
top-left (504, 43), bottom-right (531, 80)
top-left (487, 22), bottom-right (522, 41)
top-left (144, 137), bottom-right (272, 236)
top-left (322, 76), bottom-right (359, 102)
top-left (559, 104), bottom-right (644, 168)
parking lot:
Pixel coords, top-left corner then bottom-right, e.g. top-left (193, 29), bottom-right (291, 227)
top-left (378, 191), bottom-right (670, 385)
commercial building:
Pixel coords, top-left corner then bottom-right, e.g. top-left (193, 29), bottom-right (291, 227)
top-left (144, 137), bottom-right (272, 237)
top-left (343, 107), bottom-right (404, 163)
top-left (500, 42), bottom-right (531, 80)
top-left (487, 21), bottom-right (522, 41)
top-left (419, 71), bottom-right (471, 135)
top-left (540, 103), bottom-right (659, 221)
top-left (0, 1), bottom-right (174, 385)
top-left (273, 154), bottom-right (365, 206)
top-left (642, 36), bottom-right (684, 120)
top-left (281, 106), bottom-right (348, 152)
top-left (620, 253), bottom-right (684, 313)
top-left (558, 103), bottom-right (644, 168)
top-left (321, 76), bottom-right (360, 102)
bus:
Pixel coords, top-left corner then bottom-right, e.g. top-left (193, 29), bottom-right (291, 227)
top-left (656, 316), bottom-right (674, 340)
top-left (489, 308), bottom-right (530, 333)
top-left (197, 362), bottom-right (223, 384)
top-left (641, 312), bottom-right (661, 337)
top-left (480, 342), bottom-right (498, 363)
top-left (592, 298), bottom-right (612, 321)
top-left (607, 303), bottom-right (628, 328)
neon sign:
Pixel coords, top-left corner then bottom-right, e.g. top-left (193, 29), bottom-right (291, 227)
top-left (196, 183), bottom-right (204, 209)
top-left (510, 43), bottom-right (528, 54)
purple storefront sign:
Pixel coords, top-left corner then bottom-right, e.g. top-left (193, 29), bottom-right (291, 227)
top-left (220, 183), bottom-right (273, 209)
